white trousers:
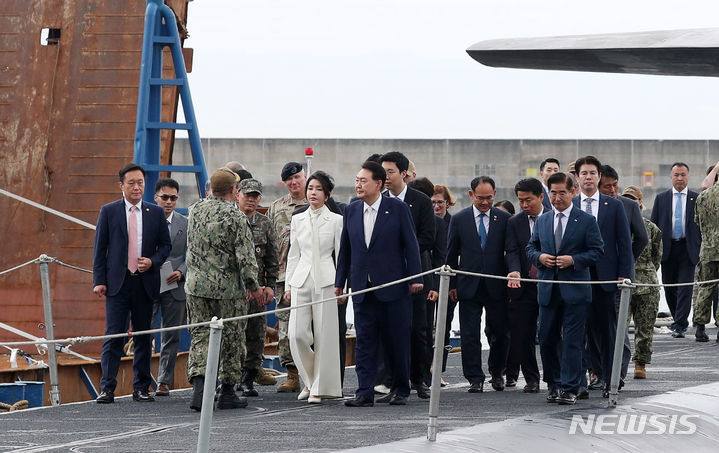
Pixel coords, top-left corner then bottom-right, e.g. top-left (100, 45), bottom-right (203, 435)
top-left (288, 279), bottom-right (342, 398)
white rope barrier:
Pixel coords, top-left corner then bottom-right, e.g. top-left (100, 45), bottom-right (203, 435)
top-left (0, 188), bottom-right (96, 230)
top-left (0, 258), bottom-right (39, 276)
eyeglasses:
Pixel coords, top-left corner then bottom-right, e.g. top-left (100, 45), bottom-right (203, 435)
top-left (159, 194), bottom-right (178, 201)
top-left (431, 200), bottom-right (446, 205)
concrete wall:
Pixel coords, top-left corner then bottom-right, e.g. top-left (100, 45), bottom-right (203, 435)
top-left (171, 138), bottom-right (719, 215)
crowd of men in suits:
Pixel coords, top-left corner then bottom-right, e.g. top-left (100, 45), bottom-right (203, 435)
top-left (92, 153), bottom-right (719, 409)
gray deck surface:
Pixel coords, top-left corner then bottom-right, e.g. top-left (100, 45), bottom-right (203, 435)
top-left (1, 328), bottom-right (717, 452)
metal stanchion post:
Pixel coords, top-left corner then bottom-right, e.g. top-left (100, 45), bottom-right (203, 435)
top-left (38, 255), bottom-right (61, 406)
top-left (197, 317), bottom-right (223, 453)
top-left (428, 265), bottom-right (453, 441)
top-left (608, 282), bottom-right (632, 408)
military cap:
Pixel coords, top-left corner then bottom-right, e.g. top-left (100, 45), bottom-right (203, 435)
top-left (211, 167), bottom-right (240, 194)
top-left (622, 185), bottom-right (643, 201)
top-left (240, 178), bottom-right (263, 195)
top-left (281, 162), bottom-right (303, 181)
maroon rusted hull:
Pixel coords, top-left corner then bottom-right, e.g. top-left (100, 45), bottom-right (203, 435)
top-left (0, 1), bottom-right (192, 354)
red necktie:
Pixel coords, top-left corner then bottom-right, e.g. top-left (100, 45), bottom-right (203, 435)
top-left (128, 206), bottom-right (139, 273)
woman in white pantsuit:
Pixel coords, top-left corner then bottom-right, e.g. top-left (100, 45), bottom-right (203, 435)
top-left (286, 171), bottom-right (343, 404)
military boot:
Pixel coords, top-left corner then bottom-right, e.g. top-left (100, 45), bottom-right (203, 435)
top-left (242, 368), bottom-right (259, 397)
top-left (633, 363), bottom-right (646, 379)
top-left (216, 383), bottom-right (248, 409)
top-left (277, 365), bottom-right (300, 393)
top-left (255, 367), bottom-right (277, 385)
top-left (190, 376), bottom-right (204, 412)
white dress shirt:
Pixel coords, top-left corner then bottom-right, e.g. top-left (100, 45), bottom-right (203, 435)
top-left (579, 190), bottom-right (600, 221)
top-left (166, 210), bottom-right (174, 233)
top-left (385, 184), bottom-right (408, 202)
top-left (124, 198), bottom-right (143, 257)
top-left (363, 196), bottom-right (382, 248)
top-left (472, 205), bottom-right (490, 235)
top-left (671, 186), bottom-right (688, 238)
top-left (553, 205), bottom-right (572, 238)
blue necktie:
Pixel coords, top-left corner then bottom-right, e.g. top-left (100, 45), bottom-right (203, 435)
top-left (478, 212), bottom-right (487, 249)
top-left (673, 193), bottom-right (683, 239)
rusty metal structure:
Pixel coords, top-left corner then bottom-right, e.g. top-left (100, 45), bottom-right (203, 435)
top-left (0, 0), bottom-right (193, 354)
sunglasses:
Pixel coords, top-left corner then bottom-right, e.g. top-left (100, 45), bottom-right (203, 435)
top-left (159, 194), bottom-right (178, 201)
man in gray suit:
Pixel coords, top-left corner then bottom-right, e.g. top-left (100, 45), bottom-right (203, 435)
top-left (151, 178), bottom-right (188, 396)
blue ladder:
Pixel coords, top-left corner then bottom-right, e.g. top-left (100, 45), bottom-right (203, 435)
top-left (134, 0), bottom-right (208, 205)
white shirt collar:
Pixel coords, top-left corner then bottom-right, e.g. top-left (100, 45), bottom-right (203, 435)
top-left (124, 198), bottom-right (142, 211)
top-left (387, 184), bottom-right (408, 201)
top-left (672, 186), bottom-right (688, 196)
top-left (364, 195), bottom-right (382, 212)
top-left (472, 205), bottom-right (490, 218)
top-left (554, 205), bottom-right (573, 217)
top-left (166, 211), bottom-right (174, 224)
top-left (580, 190), bottom-right (600, 204)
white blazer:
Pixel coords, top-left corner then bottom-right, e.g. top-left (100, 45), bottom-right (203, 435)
top-left (285, 205), bottom-right (343, 293)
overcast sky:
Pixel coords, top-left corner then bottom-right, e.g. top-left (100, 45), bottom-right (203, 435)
top-left (183, 0), bottom-right (719, 139)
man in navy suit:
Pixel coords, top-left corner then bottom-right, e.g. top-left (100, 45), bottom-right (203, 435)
top-left (574, 156), bottom-right (632, 397)
top-left (539, 158), bottom-right (561, 211)
top-left (505, 178), bottom-right (550, 393)
top-left (446, 176), bottom-right (511, 393)
top-left (527, 172), bottom-right (603, 405)
top-left (92, 164), bottom-right (171, 403)
top-left (651, 162), bottom-right (701, 337)
top-left (335, 161), bottom-right (423, 407)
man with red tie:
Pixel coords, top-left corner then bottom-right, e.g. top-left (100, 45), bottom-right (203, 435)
top-left (92, 164), bottom-right (171, 404)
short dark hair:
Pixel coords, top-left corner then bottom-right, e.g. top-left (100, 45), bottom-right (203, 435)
top-left (540, 158), bottom-right (560, 172)
top-left (671, 162), bottom-right (689, 172)
top-left (380, 151), bottom-right (409, 173)
top-left (494, 200), bottom-right (515, 215)
top-left (547, 172), bottom-right (575, 192)
top-left (155, 177), bottom-right (179, 193)
top-left (514, 178), bottom-right (543, 197)
top-left (361, 161), bottom-right (386, 185)
top-left (470, 176), bottom-right (495, 191)
top-left (600, 164), bottom-right (619, 181)
top-left (575, 155), bottom-right (602, 175)
top-left (237, 169), bottom-right (253, 180)
top-left (306, 170), bottom-right (335, 196)
top-left (408, 177), bottom-right (434, 198)
top-left (365, 153), bottom-right (383, 164)
top-left (119, 163), bottom-right (145, 182)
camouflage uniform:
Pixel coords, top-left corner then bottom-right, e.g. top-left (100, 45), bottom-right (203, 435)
top-left (185, 196), bottom-right (260, 383)
top-left (242, 211), bottom-right (279, 370)
top-left (267, 193), bottom-right (308, 367)
top-left (693, 184), bottom-right (719, 326)
top-left (629, 217), bottom-right (662, 365)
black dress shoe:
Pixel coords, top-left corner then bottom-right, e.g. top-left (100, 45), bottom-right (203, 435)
top-left (602, 388), bottom-right (609, 398)
top-left (588, 376), bottom-right (604, 390)
top-left (190, 376), bottom-right (204, 411)
top-left (577, 388), bottom-right (589, 400)
top-left (414, 383), bottom-right (430, 399)
top-left (556, 391), bottom-right (577, 405)
top-left (506, 377), bottom-right (517, 387)
top-left (546, 388), bottom-right (559, 403)
top-left (132, 390), bottom-right (155, 402)
top-left (672, 329), bottom-right (685, 338)
top-left (96, 390), bottom-right (114, 404)
top-left (695, 324), bottom-right (709, 342)
top-left (618, 378), bottom-right (625, 392)
top-left (388, 394), bottom-right (407, 405)
top-left (490, 376), bottom-right (505, 391)
top-left (468, 382), bottom-right (484, 393)
top-left (376, 393), bottom-right (394, 403)
top-left (523, 382), bottom-right (540, 393)
top-left (345, 395), bottom-right (374, 407)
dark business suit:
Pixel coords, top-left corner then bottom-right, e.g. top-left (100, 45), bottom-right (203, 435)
top-left (527, 207), bottom-right (603, 393)
top-left (504, 208), bottom-right (550, 385)
top-left (439, 212), bottom-right (457, 372)
top-left (380, 186), bottom-right (435, 387)
top-left (650, 189), bottom-right (701, 332)
top-left (335, 197), bottom-right (422, 399)
top-left (446, 206), bottom-right (511, 384)
top-left (93, 199), bottom-right (171, 393)
top-left (151, 211), bottom-right (187, 386)
top-left (542, 185), bottom-right (553, 211)
top-left (424, 215), bottom-right (447, 384)
top-left (573, 194), bottom-right (632, 387)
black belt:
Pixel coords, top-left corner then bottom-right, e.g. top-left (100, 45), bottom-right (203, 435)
top-left (671, 238), bottom-right (686, 243)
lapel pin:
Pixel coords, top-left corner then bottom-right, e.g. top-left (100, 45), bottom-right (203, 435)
top-left (574, 219), bottom-right (578, 222)
top-left (385, 211), bottom-right (389, 214)
top-left (690, 197), bottom-right (694, 201)
top-left (604, 202), bottom-right (608, 206)
top-left (146, 208), bottom-right (150, 211)
top-left (493, 215), bottom-right (497, 221)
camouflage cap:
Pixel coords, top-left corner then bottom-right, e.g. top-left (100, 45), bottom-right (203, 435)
top-left (240, 178), bottom-right (262, 195)
top-left (211, 167), bottom-right (240, 194)
top-left (621, 185), bottom-right (643, 201)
